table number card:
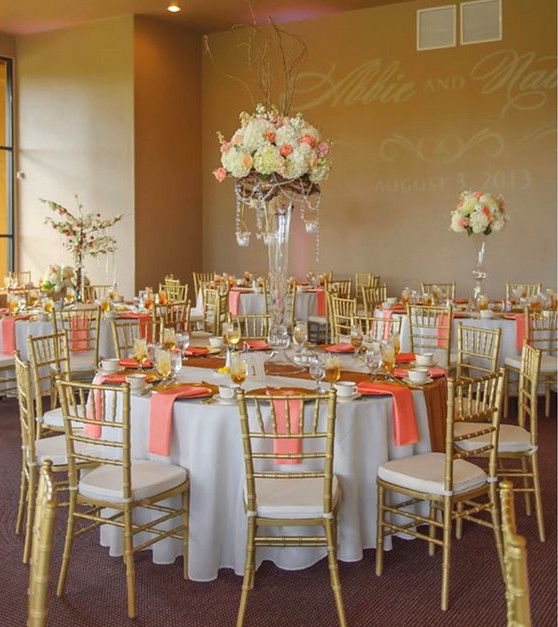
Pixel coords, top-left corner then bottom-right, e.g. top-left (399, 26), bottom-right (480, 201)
top-left (243, 352), bottom-right (267, 378)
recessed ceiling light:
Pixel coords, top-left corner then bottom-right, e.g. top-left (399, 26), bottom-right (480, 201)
top-left (167, 1), bottom-right (181, 12)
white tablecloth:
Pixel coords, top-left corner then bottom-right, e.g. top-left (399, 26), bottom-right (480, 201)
top-left (98, 365), bottom-right (432, 581)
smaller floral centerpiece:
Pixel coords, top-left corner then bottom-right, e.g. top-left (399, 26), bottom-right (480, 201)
top-left (450, 191), bottom-right (507, 235)
top-left (39, 264), bottom-right (76, 299)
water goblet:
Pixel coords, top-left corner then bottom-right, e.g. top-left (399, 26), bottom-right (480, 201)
top-left (293, 321), bottom-right (308, 353)
top-left (308, 354), bottom-right (326, 392)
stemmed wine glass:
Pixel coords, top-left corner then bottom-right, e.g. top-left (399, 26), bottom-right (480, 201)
top-left (324, 355), bottom-right (341, 390)
top-left (350, 323), bottom-right (364, 358)
top-left (230, 353), bottom-right (248, 388)
top-left (380, 339), bottom-right (396, 380)
top-left (364, 345), bottom-right (381, 379)
top-left (308, 354), bottom-right (326, 392)
top-left (293, 321), bottom-right (308, 353)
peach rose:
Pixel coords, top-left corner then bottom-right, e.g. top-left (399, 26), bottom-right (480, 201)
top-left (242, 153), bottom-right (253, 169)
top-left (264, 130), bottom-right (276, 143)
top-left (213, 167), bottom-right (227, 183)
top-left (300, 134), bottom-right (316, 148)
top-left (280, 144), bottom-right (293, 157)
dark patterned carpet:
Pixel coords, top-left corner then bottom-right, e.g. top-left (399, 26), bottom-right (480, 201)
top-left (0, 396), bottom-right (555, 626)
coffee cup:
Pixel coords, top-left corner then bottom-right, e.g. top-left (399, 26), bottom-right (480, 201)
top-left (127, 373), bottom-right (147, 394)
top-left (99, 358), bottom-right (120, 374)
top-left (415, 353), bottom-right (434, 367)
top-left (209, 336), bottom-right (224, 349)
top-left (408, 367), bottom-right (429, 384)
top-left (334, 381), bottom-right (357, 398)
top-left (218, 384), bottom-right (238, 400)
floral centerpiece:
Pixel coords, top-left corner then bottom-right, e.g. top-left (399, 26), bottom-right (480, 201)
top-left (41, 196), bottom-right (123, 302)
top-left (39, 264), bottom-right (76, 296)
top-left (450, 191), bottom-right (509, 299)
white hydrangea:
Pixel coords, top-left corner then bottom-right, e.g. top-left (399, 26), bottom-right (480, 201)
top-left (275, 123), bottom-right (300, 148)
top-left (492, 216), bottom-right (505, 232)
top-left (309, 161), bottom-right (330, 183)
top-left (242, 119), bottom-right (274, 153)
top-left (283, 146), bottom-right (311, 179)
top-left (450, 212), bottom-right (466, 233)
top-left (222, 147), bottom-right (252, 178)
top-left (253, 145), bottom-right (283, 176)
top-left (300, 123), bottom-right (320, 143)
top-left (470, 211), bottom-right (489, 234)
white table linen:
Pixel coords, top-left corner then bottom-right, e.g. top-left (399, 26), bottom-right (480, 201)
top-left (98, 365), bottom-right (432, 581)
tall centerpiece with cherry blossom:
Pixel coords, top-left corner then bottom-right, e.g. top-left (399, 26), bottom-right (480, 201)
top-left (42, 196), bottom-right (123, 302)
top-left (450, 191), bottom-right (508, 298)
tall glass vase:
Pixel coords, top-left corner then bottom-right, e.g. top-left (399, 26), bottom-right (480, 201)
top-left (74, 252), bottom-right (85, 303)
top-left (265, 204), bottom-right (292, 349)
top-left (472, 239), bottom-right (487, 299)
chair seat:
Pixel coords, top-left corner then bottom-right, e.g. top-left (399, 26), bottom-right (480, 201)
top-left (245, 476), bottom-right (339, 519)
top-left (505, 354), bottom-right (557, 373)
top-left (69, 351), bottom-right (97, 372)
top-left (79, 459), bottom-right (188, 503)
top-left (0, 354), bottom-right (15, 367)
top-left (35, 434), bottom-right (95, 465)
top-left (378, 452), bottom-right (487, 496)
top-left (308, 315), bottom-right (328, 325)
top-left (454, 422), bottom-right (533, 453)
top-left (39, 405), bottom-right (85, 429)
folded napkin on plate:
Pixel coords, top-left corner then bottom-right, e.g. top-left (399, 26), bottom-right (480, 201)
top-left (394, 367), bottom-right (446, 379)
top-left (267, 390), bottom-right (303, 465)
top-left (452, 313), bottom-right (472, 319)
top-left (325, 343), bottom-right (354, 353)
top-left (385, 303), bottom-right (406, 312)
top-left (356, 381), bottom-right (419, 446)
top-left (149, 386), bottom-right (210, 456)
top-left (395, 352), bottom-right (415, 364)
top-left (243, 339), bottom-right (268, 351)
top-left (119, 358), bottom-right (154, 368)
top-left (184, 347), bottom-right (210, 356)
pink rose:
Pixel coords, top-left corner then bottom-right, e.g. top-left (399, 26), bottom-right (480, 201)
top-left (458, 218), bottom-right (469, 228)
top-left (213, 167), bottom-right (227, 183)
top-left (264, 130), bottom-right (276, 143)
top-left (482, 206), bottom-right (493, 221)
top-left (220, 141), bottom-right (232, 154)
top-left (280, 144), bottom-right (293, 157)
top-left (474, 191), bottom-right (482, 199)
top-left (317, 141), bottom-right (330, 157)
top-left (232, 134), bottom-right (243, 145)
top-left (300, 134), bottom-right (316, 148)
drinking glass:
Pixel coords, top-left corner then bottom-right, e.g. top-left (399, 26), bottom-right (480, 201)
top-left (308, 354), bottom-right (326, 392)
top-left (224, 322), bottom-right (241, 350)
top-left (133, 338), bottom-right (147, 365)
top-left (324, 355), bottom-right (341, 389)
top-left (391, 332), bottom-right (400, 358)
top-left (65, 289), bottom-right (75, 305)
top-left (380, 340), bottom-right (395, 377)
top-left (293, 321), bottom-right (308, 352)
top-left (155, 348), bottom-right (172, 385)
top-left (350, 323), bottom-right (364, 356)
top-left (230, 354), bottom-right (248, 386)
top-left (364, 347), bottom-right (381, 378)
top-left (162, 327), bottom-right (176, 350)
top-left (8, 296), bottom-right (19, 315)
top-left (158, 290), bottom-right (168, 306)
top-left (175, 332), bottom-right (190, 353)
top-left (43, 299), bottom-right (54, 314)
top-left (100, 299), bottom-right (111, 313)
top-left (171, 351), bottom-right (183, 382)
top-left (28, 290), bottom-right (39, 308)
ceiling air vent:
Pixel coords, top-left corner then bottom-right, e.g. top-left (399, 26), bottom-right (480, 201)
top-left (461, 0), bottom-right (502, 45)
top-left (416, 5), bottom-right (457, 51)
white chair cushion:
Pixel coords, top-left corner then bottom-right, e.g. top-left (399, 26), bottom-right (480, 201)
top-left (35, 434), bottom-right (96, 465)
top-left (39, 405), bottom-right (85, 428)
top-left (245, 476), bottom-right (339, 519)
top-left (79, 459), bottom-right (187, 503)
top-left (454, 422), bottom-right (533, 453)
top-left (505, 354), bottom-right (557, 373)
top-left (0, 354), bottom-right (15, 367)
top-left (308, 315), bottom-right (328, 325)
top-left (378, 452), bottom-right (487, 496)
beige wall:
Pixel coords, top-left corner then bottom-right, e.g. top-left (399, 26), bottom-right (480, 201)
top-left (202, 0), bottom-right (557, 297)
top-left (134, 17), bottom-right (202, 292)
top-left (0, 33), bottom-right (15, 57)
top-left (15, 17), bottom-right (136, 296)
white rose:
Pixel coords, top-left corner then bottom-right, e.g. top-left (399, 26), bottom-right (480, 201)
top-left (242, 119), bottom-right (274, 152)
top-left (470, 211), bottom-right (489, 234)
top-left (450, 212), bottom-right (466, 233)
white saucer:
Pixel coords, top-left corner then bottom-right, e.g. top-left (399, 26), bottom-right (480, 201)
top-left (402, 377), bottom-right (433, 386)
top-left (410, 361), bottom-right (436, 368)
top-left (337, 392), bottom-right (362, 402)
top-left (212, 394), bottom-right (238, 405)
top-left (131, 384), bottom-right (152, 397)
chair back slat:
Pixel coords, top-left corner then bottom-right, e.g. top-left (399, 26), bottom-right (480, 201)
top-left (408, 304), bottom-right (453, 369)
top-left (420, 282), bottom-right (456, 301)
top-left (52, 305), bottom-right (101, 363)
top-left (330, 296), bottom-right (357, 342)
top-left (457, 323), bottom-right (501, 379)
top-left (527, 310), bottom-right (557, 356)
top-left (229, 313), bottom-right (270, 341)
top-left (506, 283), bottom-right (541, 301)
top-left (111, 319), bottom-right (143, 359)
top-left (15, 353), bottom-right (37, 468)
top-left (361, 285), bottom-right (388, 317)
top-left (355, 315), bottom-right (402, 345)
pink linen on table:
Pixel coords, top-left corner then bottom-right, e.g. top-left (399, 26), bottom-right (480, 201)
top-left (149, 385), bottom-right (210, 456)
top-left (119, 358), bottom-right (154, 369)
top-left (184, 347), bottom-right (210, 356)
top-left (1, 316), bottom-right (18, 356)
top-left (394, 367), bottom-right (446, 379)
top-left (70, 317), bottom-right (90, 352)
top-left (307, 288), bottom-right (327, 317)
top-left (228, 289), bottom-right (252, 315)
top-left (381, 309), bottom-right (394, 340)
top-left (356, 381), bottom-right (419, 446)
top-left (267, 391), bottom-right (303, 465)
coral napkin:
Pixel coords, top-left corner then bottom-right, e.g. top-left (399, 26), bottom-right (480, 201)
top-left (184, 347), bottom-right (210, 356)
top-left (394, 367), bottom-right (446, 379)
top-left (243, 339), bottom-right (269, 351)
top-left (381, 310), bottom-right (394, 339)
top-left (149, 386), bottom-right (210, 456)
top-left (1, 316), bottom-right (20, 356)
top-left (325, 343), bottom-right (354, 353)
top-left (356, 381), bottom-right (419, 446)
top-left (505, 313), bottom-right (528, 351)
top-left (396, 353), bottom-right (415, 364)
top-left (85, 372), bottom-right (130, 438)
top-left (119, 358), bottom-right (154, 369)
top-left (267, 390), bottom-right (303, 465)
top-left (436, 314), bottom-right (451, 348)
top-left (70, 317), bottom-right (90, 352)
top-left (228, 291), bottom-right (242, 315)
top-left (314, 289), bottom-right (327, 317)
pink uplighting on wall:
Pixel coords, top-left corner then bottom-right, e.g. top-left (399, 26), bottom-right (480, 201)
top-left (255, 4), bottom-right (342, 25)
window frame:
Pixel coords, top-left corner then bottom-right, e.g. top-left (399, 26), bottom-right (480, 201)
top-left (0, 55), bottom-right (14, 273)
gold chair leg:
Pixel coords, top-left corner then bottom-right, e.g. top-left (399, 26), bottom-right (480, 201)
top-left (489, 483), bottom-right (504, 576)
top-left (182, 487), bottom-right (190, 579)
top-left (23, 469), bottom-right (36, 564)
top-left (428, 501), bottom-right (437, 555)
top-left (375, 484), bottom-right (385, 576)
top-left (56, 492), bottom-right (76, 597)
top-left (544, 383), bottom-right (551, 419)
top-left (440, 498), bottom-right (452, 611)
top-left (16, 468), bottom-right (28, 535)
top-left (236, 517), bottom-right (257, 627)
top-left (325, 518), bottom-right (347, 627)
top-left (455, 502), bottom-right (464, 540)
top-left (520, 457), bottom-right (531, 515)
top-left (123, 507), bottom-right (137, 619)
top-left (503, 367), bottom-right (509, 419)
top-left (530, 454), bottom-right (545, 542)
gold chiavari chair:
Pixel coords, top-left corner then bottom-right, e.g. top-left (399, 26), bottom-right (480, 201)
top-left (28, 331), bottom-right (72, 434)
top-left (330, 295), bottom-right (357, 342)
top-left (56, 379), bottom-right (190, 619)
top-left (500, 480), bottom-right (532, 627)
top-left (193, 271), bottom-right (215, 298)
top-left (456, 323), bottom-right (501, 381)
top-left (307, 283), bottom-right (349, 345)
top-left (355, 272), bottom-right (380, 306)
top-left (111, 318), bottom-right (143, 360)
top-left (152, 300), bottom-right (190, 333)
top-left (421, 282), bottom-right (456, 301)
top-left (355, 314), bottom-right (402, 345)
top-left (15, 354), bottom-right (94, 564)
top-left (362, 284), bottom-right (388, 317)
top-left (52, 305), bottom-right (101, 382)
top-left (375, 371), bottom-right (505, 611)
top-left (506, 283), bottom-right (542, 301)
top-left (27, 460), bottom-right (57, 627)
top-left (407, 303), bottom-right (454, 369)
top-left (6, 270), bottom-right (31, 286)
top-left (505, 310), bottom-right (557, 418)
top-left (328, 278), bottom-right (352, 299)
top-left (236, 388), bottom-right (346, 627)
top-left (202, 286), bottom-right (228, 336)
top-left (83, 284), bottom-right (113, 301)
top-left (456, 344), bottom-right (545, 542)
top-left (228, 312), bottom-right (270, 341)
